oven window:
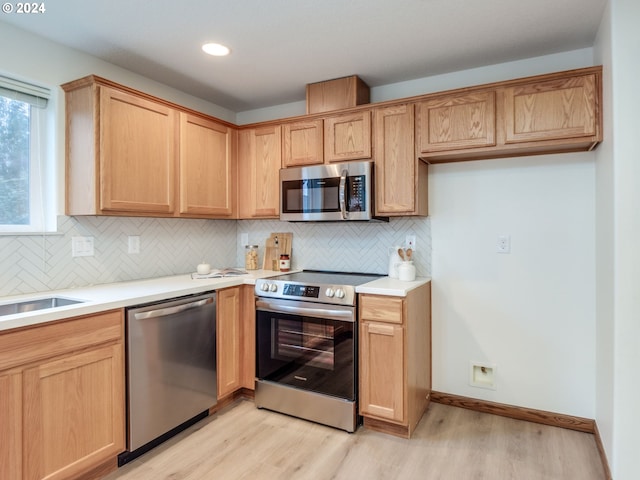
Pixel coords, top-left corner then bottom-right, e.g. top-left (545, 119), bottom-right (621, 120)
top-left (256, 310), bottom-right (355, 400)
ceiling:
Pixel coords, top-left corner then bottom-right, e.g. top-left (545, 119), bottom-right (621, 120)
top-left (2, 0), bottom-right (607, 112)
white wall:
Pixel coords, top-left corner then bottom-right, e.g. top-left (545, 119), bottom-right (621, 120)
top-left (608, 0), bottom-right (640, 478)
top-left (429, 153), bottom-right (596, 416)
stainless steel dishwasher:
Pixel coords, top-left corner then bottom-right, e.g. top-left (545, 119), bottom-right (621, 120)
top-left (119, 291), bottom-right (217, 466)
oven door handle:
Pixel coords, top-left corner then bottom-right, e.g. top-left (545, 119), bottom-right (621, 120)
top-left (256, 299), bottom-right (355, 322)
top-left (339, 169), bottom-right (348, 220)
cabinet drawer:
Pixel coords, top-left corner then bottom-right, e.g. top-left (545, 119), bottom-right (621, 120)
top-left (360, 295), bottom-right (404, 324)
top-left (0, 309), bottom-right (123, 372)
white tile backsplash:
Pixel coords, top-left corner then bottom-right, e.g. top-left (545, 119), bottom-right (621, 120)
top-left (0, 215), bottom-right (431, 297)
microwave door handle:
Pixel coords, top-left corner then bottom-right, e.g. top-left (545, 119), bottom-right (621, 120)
top-left (339, 169), bottom-right (348, 219)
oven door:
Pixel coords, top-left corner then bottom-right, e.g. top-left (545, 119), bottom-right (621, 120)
top-left (256, 298), bottom-right (356, 400)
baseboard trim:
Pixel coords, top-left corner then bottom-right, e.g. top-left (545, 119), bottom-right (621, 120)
top-left (593, 422), bottom-right (613, 480)
top-left (430, 391), bottom-right (595, 433)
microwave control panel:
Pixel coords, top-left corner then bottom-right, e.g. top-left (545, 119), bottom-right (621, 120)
top-left (348, 175), bottom-right (366, 212)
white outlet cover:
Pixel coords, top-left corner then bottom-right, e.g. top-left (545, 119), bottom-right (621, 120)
top-left (72, 236), bottom-right (94, 257)
top-left (469, 361), bottom-right (496, 390)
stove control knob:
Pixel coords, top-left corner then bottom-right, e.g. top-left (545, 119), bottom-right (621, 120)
top-left (260, 283), bottom-right (270, 292)
top-left (325, 288), bottom-right (335, 298)
top-left (335, 288), bottom-right (345, 299)
top-left (269, 283), bottom-right (278, 292)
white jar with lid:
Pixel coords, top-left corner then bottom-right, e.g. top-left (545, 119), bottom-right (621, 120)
top-left (398, 261), bottom-right (416, 282)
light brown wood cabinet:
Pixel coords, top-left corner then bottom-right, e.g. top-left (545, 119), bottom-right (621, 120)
top-left (238, 126), bottom-right (282, 218)
top-left (359, 282), bottom-right (431, 438)
top-left (63, 75), bottom-right (237, 219)
top-left (417, 67), bottom-right (602, 163)
top-left (0, 310), bottom-right (125, 480)
top-left (282, 119), bottom-right (324, 167)
top-left (374, 104), bottom-right (428, 216)
top-left (416, 91), bottom-right (496, 155)
top-left (179, 113), bottom-right (237, 217)
top-left (240, 284), bottom-right (256, 390)
top-left (324, 110), bottom-right (372, 163)
top-left (217, 286), bottom-right (242, 399)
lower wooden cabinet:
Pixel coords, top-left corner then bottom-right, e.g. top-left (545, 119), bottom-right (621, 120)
top-left (217, 286), bottom-right (242, 398)
top-left (240, 285), bottom-right (256, 390)
top-left (0, 310), bottom-right (125, 480)
top-left (359, 282), bottom-right (431, 438)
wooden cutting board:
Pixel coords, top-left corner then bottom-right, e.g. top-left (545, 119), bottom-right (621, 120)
top-left (262, 232), bottom-right (293, 270)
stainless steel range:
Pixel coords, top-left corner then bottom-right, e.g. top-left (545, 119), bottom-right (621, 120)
top-left (254, 271), bottom-right (381, 432)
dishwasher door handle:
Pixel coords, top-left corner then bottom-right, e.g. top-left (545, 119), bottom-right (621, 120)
top-left (133, 298), bottom-right (212, 320)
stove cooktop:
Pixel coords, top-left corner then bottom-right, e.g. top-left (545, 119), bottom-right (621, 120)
top-left (255, 270), bottom-right (383, 306)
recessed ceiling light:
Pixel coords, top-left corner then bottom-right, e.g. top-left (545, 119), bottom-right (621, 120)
top-left (202, 43), bottom-right (230, 56)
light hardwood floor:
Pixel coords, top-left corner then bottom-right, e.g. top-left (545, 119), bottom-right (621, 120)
top-left (104, 399), bottom-right (605, 480)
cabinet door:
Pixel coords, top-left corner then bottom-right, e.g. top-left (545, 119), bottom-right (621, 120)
top-left (359, 321), bottom-right (405, 423)
top-left (238, 126), bottom-right (282, 218)
top-left (99, 86), bottom-right (177, 214)
top-left (417, 91), bottom-right (496, 154)
top-left (324, 111), bottom-right (372, 162)
top-left (23, 344), bottom-right (125, 480)
top-left (179, 113), bottom-right (237, 217)
top-left (282, 119), bottom-right (324, 167)
top-left (240, 285), bottom-right (256, 390)
top-left (374, 104), bottom-right (427, 215)
top-left (0, 372), bottom-right (22, 480)
top-left (217, 287), bottom-right (242, 398)
top-left (502, 74), bottom-right (598, 144)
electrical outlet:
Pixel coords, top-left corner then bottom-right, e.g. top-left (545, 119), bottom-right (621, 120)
top-left (72, 236), bottom-right (94, 257)
top-left (496, 234), bottom-right (511, 254)
top-left (406, 235), bottom-right (416, 251)
top-left (128, 235), bottom-right (140, 254)
top-left (470, 361), bottom-right (496, 390)
top-left (240, 232), bottom-right (249, 247)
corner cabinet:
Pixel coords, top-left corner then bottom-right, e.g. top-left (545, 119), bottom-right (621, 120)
top-left (63, 75), bottom-right (237, 218)
top-left (374, 104), bottom-right (428, 216)
top-left (0, 310), bottom-right (125, 480)
top-left (238, 126), bottom-right (282, 219)
top-left (359, 282), bottom-right (431, 438)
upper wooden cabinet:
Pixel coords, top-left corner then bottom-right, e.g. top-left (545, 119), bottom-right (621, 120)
top-left (63, 75), bottom-right (237, 219)
top-left (416, 91), bottom-right (496, 154)
top-left (374, 104), bottom-right (428, 216)
top-left (324, 110), bottom-right (372, 163)
top-left (238, 126), bottom-right (282, 219)
top-left (417, 67), bottom-right (602, 163)
top-left (179, 113), bottom-right (237, 217)
top-left (501, 73), bottom-right (598, 145)
top-left (282, 119), bottom-right (324, 167)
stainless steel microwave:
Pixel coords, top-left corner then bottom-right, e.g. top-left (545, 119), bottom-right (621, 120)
top-left (280, 161), bottom-right (386, 222)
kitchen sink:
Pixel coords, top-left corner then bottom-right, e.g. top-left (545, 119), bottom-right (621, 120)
top-left (0, 297), bottom-right (85, 317)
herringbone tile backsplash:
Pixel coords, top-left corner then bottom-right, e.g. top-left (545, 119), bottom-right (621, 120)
top-left (0, 215), bottom-right (431, 297)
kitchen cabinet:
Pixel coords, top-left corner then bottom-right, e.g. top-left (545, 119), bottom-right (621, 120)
top-left (417, 67), bottom-right (602, 163)
top-left (282, 119), bottom-right (324, 167)
top-left (374, 104), bottom-right (428, 216)
top-left (179, 113), bottom-right (237, 217)
top-left (359, 282), bottom-right (431, 438)
top-left (240, 284), bottom-right (256, 390)
top-left (217, 286), bottom-right (242, 399)
top-left (501, 72), bottom-right (599, 145)
top-left (63, 75), bottom-right (237, 219)
top-left (0, 309), bottom-right (125, 480)
top-left (416, 91), bottom-right (496, 155)
top-left (238, 126), bottom-right (282, 219)
top-left (324, 110), bottom-right (372, 163)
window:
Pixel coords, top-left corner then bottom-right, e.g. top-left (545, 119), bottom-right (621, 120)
top-left (0, 75), bottom-right (51, 233)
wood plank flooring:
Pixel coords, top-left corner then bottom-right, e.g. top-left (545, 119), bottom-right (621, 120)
top-left (104, 399), bottom-right (605, 480)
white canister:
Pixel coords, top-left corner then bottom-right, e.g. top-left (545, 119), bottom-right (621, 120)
top-left (398, 261), bottom-right (416, 282)
top-left (196, 263), bottom-right (211, 275)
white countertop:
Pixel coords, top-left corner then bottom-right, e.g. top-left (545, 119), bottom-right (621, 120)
top-left (0, 271), bottom-right (430, 332)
